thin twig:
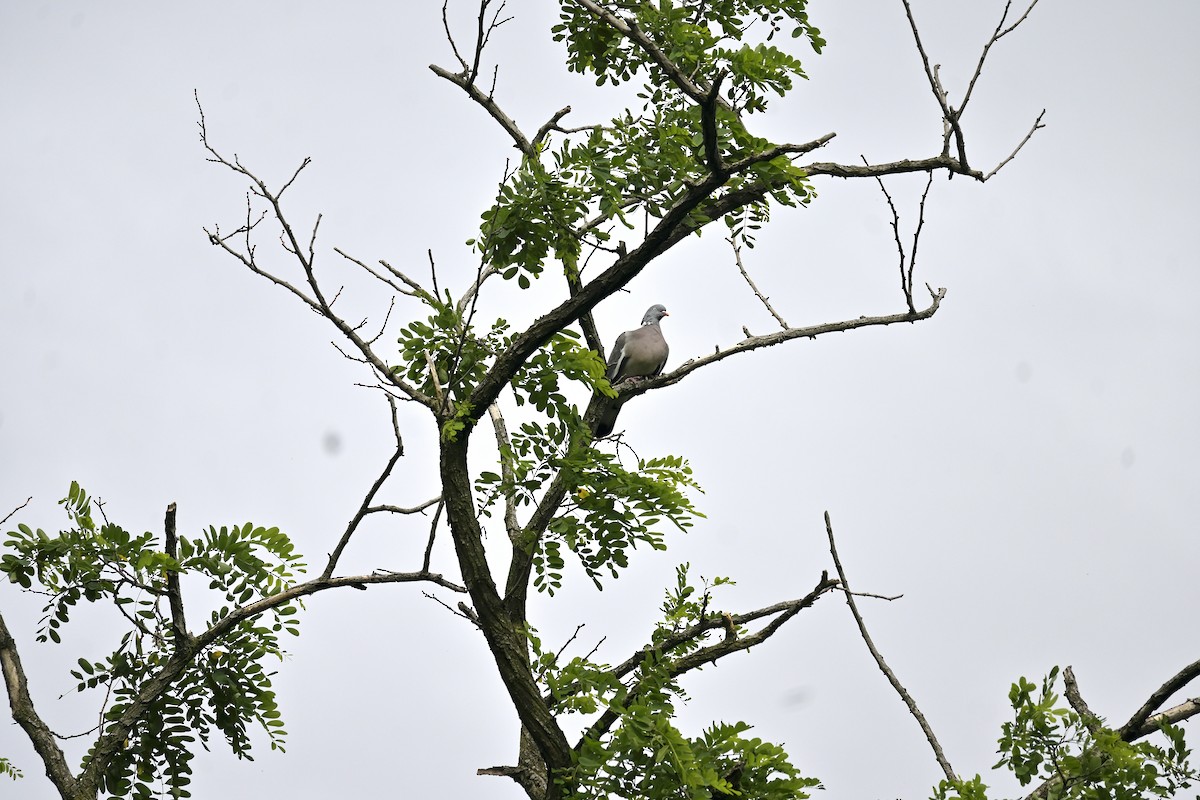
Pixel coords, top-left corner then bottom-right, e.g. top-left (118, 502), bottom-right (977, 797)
top-left (321, 397), bottom-right (406, 580)
top-left (0, 497), bottom-right (31, 528)
top-left (824, 511), bottom-right (957, 783)
top-left (729, 235), bottom-right (789, 329)
top-left (984, 110), bottom-right (1047, 181)
top-left (423, 500), bottom-right (446, 574)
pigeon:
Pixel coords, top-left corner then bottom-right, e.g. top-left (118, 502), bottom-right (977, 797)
top-left (592, 304), bottom-right (669, 437)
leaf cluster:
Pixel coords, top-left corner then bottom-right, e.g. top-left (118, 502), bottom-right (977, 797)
top-left (934, 667), bottom-right (1196, 800)
top-left (531, 567), bottom-right (817, 798)
top-left (1, 484), bottom-right (303, 799)
top-left (468, 0), bottom-right (822, 286)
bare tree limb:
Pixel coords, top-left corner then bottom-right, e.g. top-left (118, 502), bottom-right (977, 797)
top-left (959, 0), bottom-right (1043, 118)
top-left (0, 497), bottom-right (31, 528)
top-left (729, 235), bottom-right (789, 329)
top-left (429, 63), bottom-right (535, 158)
top-left (620, 286), bottom-right (946, 403)
top-left (197, 94), bottom-right (435, 409)
top-left (824, 511), bottom-right (958, 783)
top-left (1063, 665), bottom-right (1101, 735)
top-left (162, 503), bottom-right (191, 647)
top-left (984, 110), bottom-right (1047, 181)
top-left (1119, 656), bottom-right (1200, 739)
top-left (321, 397), bottom-right (407, 580)
top-left (488, 403), bottom-right (522, 546)
top-left (422, 500), bottom-right (446, 574)
top-left (0, 611), bottom-right (79, 798)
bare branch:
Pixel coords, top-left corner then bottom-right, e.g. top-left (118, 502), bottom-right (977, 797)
top-left (729, 235), bottom-right (789, 329)
top-left (0, 611), bottom-right (80, 798)
top-left (321, 397), bottom-right (407, 580)
top-left (960, 0), bottom-right (1043, 117)
top-left (700, 70), bottom-right (729, 176)
top-left (908, 170), bottom-right (935, 306)
top-left (620, 287), bottom-right (946, 402)
top-left (334, 247), bottom-right (425, 298)
top-left (440, 0), bottom-right (470, 73)
top-left (162, 503), bottom-right (191, 647)
top-left (0, 497), bottom-right (31, 528)
top-left (533, 105), bottom-right (574, 149)
top-left (423, 590), bottom-right (480, 627)
top-left (984, 110), bottom-right (1047, 181)
top-left (366, 497), bottom-right (442, 516)
top-left (422, 500), bottom-right (446, 574)
top-left (899, 0), bottom-right (963, 164)
top-left (1132, 697), bottom-right (1200, 738)
top-left (198, 96), bottom-right (436, 409)
top-left (488, 403), bottom-right (522, 545)
top-left (1063, 665), bottom-right (1101, 735)
top-left (1119, 656), bottom-right (1200, 739)
top-left (429, 63), bottom-right (534, 157)
top-left (825, 511), bottom-right (958, 783)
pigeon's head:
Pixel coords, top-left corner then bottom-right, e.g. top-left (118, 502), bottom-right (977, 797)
top-left (642, 304), bottom-right (669, 325)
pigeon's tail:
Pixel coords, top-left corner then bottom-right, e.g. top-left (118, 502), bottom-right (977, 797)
top-left (586, 392), bottom-right (622, 438)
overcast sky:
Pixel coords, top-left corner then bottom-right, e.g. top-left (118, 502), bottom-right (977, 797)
top-left (2, 1), bottom-right (1198, 798)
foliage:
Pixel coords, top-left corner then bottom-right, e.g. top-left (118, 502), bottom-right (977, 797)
top-left (470, 0), bottom-right (822, 289)
top-left (0, 757), bottom-right (22, 781)
top-left (527, 565), bottom-right (819, 799)
top-left (1, 484), bottom-right (301, 799)
top-left (932, 667), bottom-right (1196, 800)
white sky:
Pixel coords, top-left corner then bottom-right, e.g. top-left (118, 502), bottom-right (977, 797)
top-left (2, 1), bottom-right (1198, 798)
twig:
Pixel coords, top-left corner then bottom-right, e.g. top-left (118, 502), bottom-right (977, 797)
top-left (554, 624), bottom-right (587, 662)
top-left (959, 0), bottom-right (1043, 118)
top-left (423, 500), bottom-right (445, 574)
top-left (729, 235), bottom-right (789, 329)
top-left (824, 511), bottom-right (957, 783)
top-left (321, 397), bottom-right (407, 580)
top-left (984, 110), bottom-right (1046, 181)
top-left (422, 591), bottom-right (480, 627)
top-left (0, 497), bottom-right (31, 528)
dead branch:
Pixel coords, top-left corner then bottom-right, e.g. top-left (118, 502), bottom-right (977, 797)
top-left (0, 497), bottom-right (31, 528)
top-left (621, 286), bottom-right (946, 403)
top-left (1119, 656), bottom-right (1200, 739)
top-left (729, 235), bottom-right (789, 329)
top-left (423, 500), bottom-right (446, 574)
top-left (429, 63), bottom-right (535, 157)
top-left (825, 511), bottom-right (958, 783)
top-left (197, 94), bottom-right (435, 409)
top-left (984, 109), bottom-right (1047, 180)
top-left (321, 397), bottom-right (409, 580)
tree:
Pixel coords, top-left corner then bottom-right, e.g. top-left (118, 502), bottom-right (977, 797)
top-left (2, 1), bottom-right (1196, 799)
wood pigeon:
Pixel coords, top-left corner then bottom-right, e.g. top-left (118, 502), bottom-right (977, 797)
top-left (592, 304), bottom-right (669, 437)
